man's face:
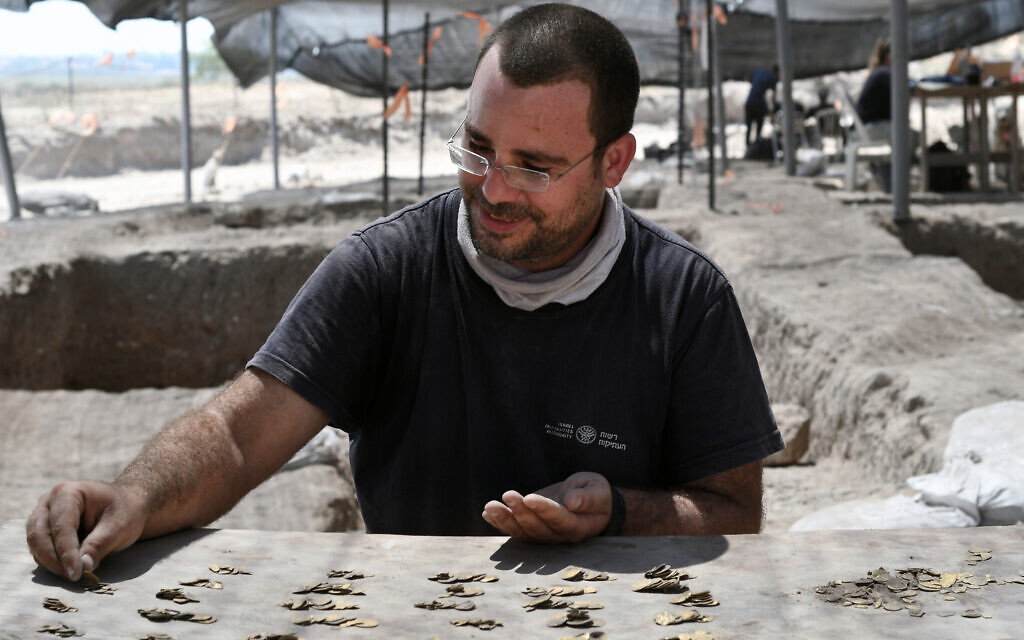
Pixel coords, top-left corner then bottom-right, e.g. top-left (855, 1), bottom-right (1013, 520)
top-left (459, 47), bottom-right (608, 272)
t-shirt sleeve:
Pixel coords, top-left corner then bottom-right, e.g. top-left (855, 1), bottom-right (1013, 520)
top-left (246, 234), bottom-right (381, 430)
top-left (661, 285), bottom-right (784, 485)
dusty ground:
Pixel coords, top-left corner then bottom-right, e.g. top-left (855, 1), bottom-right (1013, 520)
top-left (1, 79), bottom-right (1023, 537)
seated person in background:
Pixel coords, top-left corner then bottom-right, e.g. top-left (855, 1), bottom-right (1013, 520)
top-left (745, 65), bottom-right (778, 147)
top-left (855, 39), bottom-right (919, 158)
top-left (856, 40), bottom-right (891, 125)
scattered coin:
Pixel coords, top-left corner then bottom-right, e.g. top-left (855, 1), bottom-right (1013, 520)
top-left (654, 610), bottom-right (713, 625)
top-left (292, 614), bottom-right (378, 627)
top-left (135, 634), bottom-right (176, 640)
top-left (36, 624), bottom-right (82, 638)
top-left (178, 578), bottom-right (223, 590)
top-left (156, 588), bottom-right (199, 605)
top-left (523, 586), bottom-right (597, 597)
top-left (814, 565), bottom-right (1014, 618)
top-left (562, 568), bottom-right (614, 582)
top-left (415, 600), bottom-right (476, 611)
top-left (568, 601), bottom-right (604, 610)
top-left (557, 633), bottom-right (607, 640)
top-left (437, 584), bottom-right (485, 598)
top-left (327, 569), bottom-right (373, 580)
top-left (79, 570), bottom-right (117, 595)
top-left (547, 608), bottom-right (604, 628)
top-left (292, 582), bottom-right (364, 596)
top-left (243, 635), bottom-right (301, 640)
top-left (450, 618), bottom-right (502, 630)
top-left (42, 597), bottom-right (78, 613)
top-left (966, 548), bottom-right (993, 566)
top-left (660, 632), bottom-right (715, 640)
top-left (961, 609), bottom-right (982, 618)
top-left (429, 571), bottom-right (498, 583)
top-left (645, 564), bottom-right (693, 581)
top-left (632, 577), bottom-right (687, 594)
top-left (279, 597), bottom-right (358, 611)
top-left (208, 564), bottom-right (251, 575)
top-left (137, 608), bottom-right (216, 624)
top-left (669, 589), bottom-right (718, 607)
top-left (522, 594), bottom-right (569, 611)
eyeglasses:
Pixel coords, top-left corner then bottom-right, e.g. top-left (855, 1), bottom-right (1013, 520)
top-left (446, 117), bottom-right (604, 193)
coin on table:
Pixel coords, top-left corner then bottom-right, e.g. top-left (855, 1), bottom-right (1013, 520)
top-left (36, 624), bottom-right (82, 638)
top-left (327, 569), bottom-right (373, 580)
top-left (156, 588), bottom-right (199, 604)
top-left (179, 578), bottom-right (223, 590)
top-left (42, 597), bottom-right (78, 613)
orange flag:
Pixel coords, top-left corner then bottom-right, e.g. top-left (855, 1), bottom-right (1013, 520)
top-left (81, 113), bottom-right (98, 136)
top-left (96, 52), bottom-right (113, 66)
top-left (383, 82), bottom-right (411, 123)
top-left (418, 26), bottom-right (443, 66)
top-left (692, 114), bottom-right (706, 148)
top-left (459, 11), bottom-right (492, 44)
top-left (713, 4), bottom-right (727, 24)
top-left (366, 34), bottom-right (392, 57)
top-left (126, 49), bottom-right (137, 59)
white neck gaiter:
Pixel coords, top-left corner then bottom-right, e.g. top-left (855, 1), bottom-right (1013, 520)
top-left (457, 187), bottom-right (626, 311)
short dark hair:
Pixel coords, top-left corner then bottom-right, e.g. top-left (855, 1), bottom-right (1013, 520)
top-left (476, 4), bottom-right (640, 148)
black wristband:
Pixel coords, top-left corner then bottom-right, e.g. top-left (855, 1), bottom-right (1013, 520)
top-left (601, 485), bottom-right (626, 536)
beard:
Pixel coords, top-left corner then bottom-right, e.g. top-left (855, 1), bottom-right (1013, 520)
top-left (460, 176), bottom-right (606, 268)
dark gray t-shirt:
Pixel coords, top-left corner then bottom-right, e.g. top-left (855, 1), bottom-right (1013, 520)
top-left (249, 188), bottom-right (783, 535)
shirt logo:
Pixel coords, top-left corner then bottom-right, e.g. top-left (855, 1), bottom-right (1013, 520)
top-left (543, 422), bottom-right (626, 452)
top-left (575, 425), bottom-right (597, 444)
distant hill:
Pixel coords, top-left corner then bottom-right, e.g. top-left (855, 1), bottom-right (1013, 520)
top-left (0, 51), bottom-right (182, 78)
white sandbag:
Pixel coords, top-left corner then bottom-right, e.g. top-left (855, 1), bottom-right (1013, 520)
top-left (906, 457), bottom-right (981, 523)
top-left (280, 426), bottom-right (347, 472)
top-left (788, 494), bottom-right (979, 532)
top-left (907, 401), bottom-right (1024, 526)
top-left (795, 148), bottom-right (827, 177)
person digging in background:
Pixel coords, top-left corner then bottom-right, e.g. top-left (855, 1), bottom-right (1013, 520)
top-left (27, 3), bottom-right (783, 583)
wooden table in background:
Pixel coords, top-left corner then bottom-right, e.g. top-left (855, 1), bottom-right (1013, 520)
top-left (1, 520), bottom-right (1023, 639)
top-left (913, 83), bottom-right (1024, 193)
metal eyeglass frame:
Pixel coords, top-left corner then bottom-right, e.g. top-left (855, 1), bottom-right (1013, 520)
top-left (446, 117), bottom-right (606, 193)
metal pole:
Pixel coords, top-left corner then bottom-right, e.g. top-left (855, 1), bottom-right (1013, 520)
top-left (706, 0), bottom-right (715, 210)
top-left (677, 10), bottom-right (686, 185)
top-left (381, 0), bottom-right (390, 215)
top-left (712, 7), bottom-right (728, 173)
top-left (773, 0), bottom-right (796, 176)
top-left (179, 0), bottom-right (192, 204)
top-left (418, 12), bottom-right (430, 196)
top-left (0, 93), bottom-right (20, 220)
top-left (890, 0), bottom-right (910, 222)
top-left (66, 57), bottom-right (74, 111)
top-left (270, 7), bottom-right (280, 190)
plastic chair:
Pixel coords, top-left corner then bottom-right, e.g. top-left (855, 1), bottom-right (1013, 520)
top-left (839, 87), bottom-right (892, 189)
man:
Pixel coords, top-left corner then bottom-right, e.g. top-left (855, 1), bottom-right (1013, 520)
top-left (27, 4), bottom-right (783, 583)
top-left (745, 65), bottom-right (778, 147)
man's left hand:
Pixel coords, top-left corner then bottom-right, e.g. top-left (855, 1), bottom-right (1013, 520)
top-left (481, 472), bottom-right (612, 543)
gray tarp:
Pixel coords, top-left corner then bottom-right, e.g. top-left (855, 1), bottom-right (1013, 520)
top-left (3, 0), bottom-right (1024, 94)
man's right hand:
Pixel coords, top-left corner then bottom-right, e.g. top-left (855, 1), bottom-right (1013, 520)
top-left (25, 480), bottom-right (148, 582)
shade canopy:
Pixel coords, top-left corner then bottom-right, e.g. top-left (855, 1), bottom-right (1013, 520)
top-left (3, 0), bottom-right (1023, 95)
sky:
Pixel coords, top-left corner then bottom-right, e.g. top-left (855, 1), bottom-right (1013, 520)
top-left (0, 1), bottom-right (214, 57)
